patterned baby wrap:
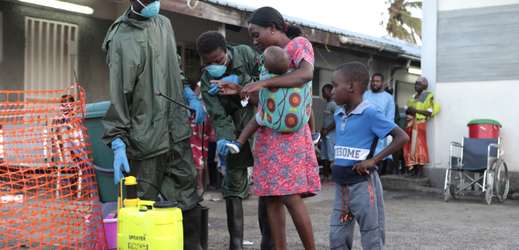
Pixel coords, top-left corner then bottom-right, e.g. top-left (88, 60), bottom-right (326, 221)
top-left (258, 58), bottom-right (312, 132)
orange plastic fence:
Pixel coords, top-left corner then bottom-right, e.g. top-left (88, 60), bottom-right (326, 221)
top-left (0, 85), bottom-right (106, 249)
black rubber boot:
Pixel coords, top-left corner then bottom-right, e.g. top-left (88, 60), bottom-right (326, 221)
top-left (226, 198), bottom-right (243, 250)
top-left (258, 197), bottom-right (274, 250)
top-left (182, 204), bottom-right (202, 250)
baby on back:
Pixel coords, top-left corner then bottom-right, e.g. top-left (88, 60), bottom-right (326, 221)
top-left (226, 46), bottom-right (315, 154)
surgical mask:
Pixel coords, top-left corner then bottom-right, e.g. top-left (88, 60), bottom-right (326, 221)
top-left (132, 0), bottom-right (160, 19)
top-left (206, 53), bottom-right (228, 78)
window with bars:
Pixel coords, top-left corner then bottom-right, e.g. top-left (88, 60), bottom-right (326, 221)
top-left (177, 45), bottom-right (202, 80)
top-left (24, 17), bottom-right (78, 93)
top-left (183, 47), bottom-right (201, 79)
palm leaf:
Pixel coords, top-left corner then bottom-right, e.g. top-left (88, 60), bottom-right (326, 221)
top-left (404, 1), bottom-right (422, 9)
top-left (384, 0), bottom-right (422, 43)
top-left (399, 10), bottom-right (422, 34)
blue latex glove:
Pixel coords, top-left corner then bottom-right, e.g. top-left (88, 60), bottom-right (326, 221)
top-left (220, 75), bottom-right (239, 84)
top-left (208, 83), bottom-right (219, 95)
top-left (183, 87), bottom-right (206, 124)
top-left (208, 75), bottom-right (238, 96)
top-left (111, 138), bottom-right (130, 185)
top-left (217, 139), bottom-right (231, 156)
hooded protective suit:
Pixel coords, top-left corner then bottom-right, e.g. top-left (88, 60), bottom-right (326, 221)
top-left (102, 8), bottom-right (201, 210)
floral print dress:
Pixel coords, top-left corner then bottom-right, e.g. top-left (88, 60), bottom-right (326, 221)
top-left (253, 37), bottom-right (321, 197)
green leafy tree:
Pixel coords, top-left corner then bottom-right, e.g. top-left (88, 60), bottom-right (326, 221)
top-left (382, 0), bottom-right (422, 44)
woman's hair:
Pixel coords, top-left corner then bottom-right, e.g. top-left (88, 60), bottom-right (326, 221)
top-left (196, 31), bottom-right (228, 56)
top-left (248, 7), bottom-right (303, 39)
top-left (417, 76), bottom-right (428, 89)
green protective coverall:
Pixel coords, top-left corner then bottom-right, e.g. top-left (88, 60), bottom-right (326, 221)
top-left (101, 9), bottom-right (201, 211)
top-left (200, 45), bottom-right (259, 199)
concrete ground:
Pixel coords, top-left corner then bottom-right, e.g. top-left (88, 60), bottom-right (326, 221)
top-left (201, 175), bottom-right (519, 250)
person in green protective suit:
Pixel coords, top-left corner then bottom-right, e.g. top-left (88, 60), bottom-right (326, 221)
top-left (101, 1), bottom-right (206, 249)
top-left (196, 31), bottom-right (273, 250)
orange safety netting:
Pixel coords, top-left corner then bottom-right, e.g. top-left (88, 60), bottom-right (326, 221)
top-left (0, 84), bottom-right (106, 249)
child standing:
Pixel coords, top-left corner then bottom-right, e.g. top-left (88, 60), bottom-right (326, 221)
top-left (329, 62), bottom-right (409, 250)
top-left (320, 84), bottom-right (340, 185)
top-left (51, 94), bottom-right (87, 197)
top-left (226, 46), bottom-right (319, 154)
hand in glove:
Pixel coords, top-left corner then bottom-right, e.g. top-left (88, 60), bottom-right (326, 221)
top-left (111, 138), bottom-right (130, 185)
top-left (183, 87), bottom-right (207, 124)
top-left (220, 75), bottom-right (239, 84)
top-left (208, 75), bottom-right (239, 96)
top-left (217, 139), bottom-right (231, 156)
top-left (208, 83), bottom-right (219, 95)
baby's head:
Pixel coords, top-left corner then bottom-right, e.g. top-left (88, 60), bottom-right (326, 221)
top-left (263, 46), bottom-right (290, 75)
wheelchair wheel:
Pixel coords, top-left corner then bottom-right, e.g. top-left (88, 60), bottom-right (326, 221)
top-left (449, 170), bottom-right (463, 200)
top-left (444, 169), bottom-right (452, 202)
top-left (485, 180), bottom-right (493, 205)
top-left (494, 159), bottom-right (509, 202)
top-left (443, 187), bottom-right (450, 202)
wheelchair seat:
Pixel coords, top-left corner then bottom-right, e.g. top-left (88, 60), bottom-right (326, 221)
top-left (451, 138), bottom-right (499, 172)
top-left (444, 137), bottom-right (509, 205)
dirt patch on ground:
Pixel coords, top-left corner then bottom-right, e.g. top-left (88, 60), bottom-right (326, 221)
top-left (202, 185), bottom-right (519, 249)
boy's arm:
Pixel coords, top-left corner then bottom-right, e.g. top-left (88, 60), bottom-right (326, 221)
top-left (196, 123), bottom-right (203, 139)
top-left (352, 126), bottom-right (409, 175)
top-left (322, 122), bottom-right (336, 136)
top-left (323, 103), bottom-right (340, 135)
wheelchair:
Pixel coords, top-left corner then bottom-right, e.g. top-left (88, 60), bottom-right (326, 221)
top-left (443, 137), bottom-right (509, 205)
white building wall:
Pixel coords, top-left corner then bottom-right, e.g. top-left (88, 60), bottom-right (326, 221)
top-left (438, 0), bottom-right (519, 11)
top-left (423, 0), bottom-right (519, 186)
top-left (422, 0), bottom-right (439, 174)
top-left (434, 81), bottom-right (519, 171)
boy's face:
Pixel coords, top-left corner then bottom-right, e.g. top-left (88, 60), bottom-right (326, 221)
top-left (331, 71), bottom-right (351, 106)
top-left (60, 100), bottom-right (73, 115)
top-left (322, 88), bottom-right (331, 99)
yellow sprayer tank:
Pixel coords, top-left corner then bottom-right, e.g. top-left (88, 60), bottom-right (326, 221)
top-left (117, 200), bottom-right (183, 250)
top-left (117, 177), bottom-right (183, 250)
